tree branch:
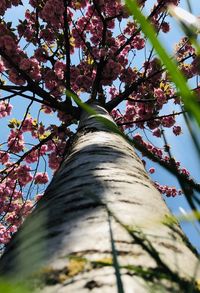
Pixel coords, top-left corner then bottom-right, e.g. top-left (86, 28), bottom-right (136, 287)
top-left (0, 49), bottom-right (79, 117)
top-left (91, 0), bottom-right (107, 101)
top-left (117, 111), bottom-right (186, 126)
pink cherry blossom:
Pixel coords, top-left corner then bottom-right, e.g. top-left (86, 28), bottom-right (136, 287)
top-left (173, 125), bottom-right (182, 136)
top-left (149, 167), bottom-right (155, 174)
top-left (8, 130), bottom-right (24, 153)
top-left (0, 151), bottom-right (9, 164)
top-left (34, 172), bottom-right (49, 184)
top-left (16, 165), bottom-right (33, 186)
top-left (0, 102), bottom-right (13, 118)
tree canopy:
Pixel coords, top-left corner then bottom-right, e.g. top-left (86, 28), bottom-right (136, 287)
top-left (0, 0), bottom-right (199, 250)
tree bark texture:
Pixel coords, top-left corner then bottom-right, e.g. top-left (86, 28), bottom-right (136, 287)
top-left (0, 104), bottom-right (199, 292)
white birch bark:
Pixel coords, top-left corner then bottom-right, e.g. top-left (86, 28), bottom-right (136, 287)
top-left (0, 104), bottom-right (199, 292)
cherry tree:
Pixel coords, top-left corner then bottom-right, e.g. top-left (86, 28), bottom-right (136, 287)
top-left (0, 0), bottom-right (199, 292)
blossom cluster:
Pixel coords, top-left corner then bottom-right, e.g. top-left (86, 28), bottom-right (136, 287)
top-left (0, 22), bottom-right (41, 85)
top-left (154, 182), bottom-right (182, 197)
top-left (0, 101), bottom-right (12, 118)
top-left (0, 176), bottom-right (33, 244)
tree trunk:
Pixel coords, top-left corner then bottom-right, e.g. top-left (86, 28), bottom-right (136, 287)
top-left (0, 104), bottom-right (199, 292)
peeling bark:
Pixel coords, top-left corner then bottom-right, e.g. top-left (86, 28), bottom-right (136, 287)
top-left (0, 104), bottom-right (199, 292)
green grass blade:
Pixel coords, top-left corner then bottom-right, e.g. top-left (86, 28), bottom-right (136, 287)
top-left (108, 211), bottom-right (125, 293)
